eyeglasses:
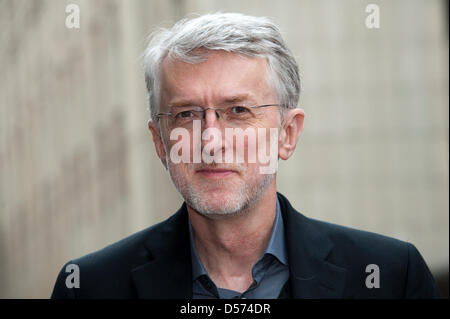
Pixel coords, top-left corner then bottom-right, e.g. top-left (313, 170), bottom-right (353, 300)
top-left (156, 104), bottom-right (283, 128)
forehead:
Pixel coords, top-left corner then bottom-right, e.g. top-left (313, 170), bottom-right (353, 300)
top-left (159, 51), bottom-right (274, 107)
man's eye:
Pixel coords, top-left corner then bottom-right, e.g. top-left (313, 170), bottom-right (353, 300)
top-left (230, 106), bottom-right (250, 114)
top-left (175, 111), bottom-right (195, 119)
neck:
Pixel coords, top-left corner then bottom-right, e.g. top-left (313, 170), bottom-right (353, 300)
top-left (187, 183), bottom-right (278, 292)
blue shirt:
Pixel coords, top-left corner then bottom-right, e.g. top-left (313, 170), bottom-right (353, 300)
top-left (189, 198), bottom-right (289, 299)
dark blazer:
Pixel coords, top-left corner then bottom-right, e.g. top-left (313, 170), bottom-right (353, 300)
top-left (51, 193), bottom-right (441, 298)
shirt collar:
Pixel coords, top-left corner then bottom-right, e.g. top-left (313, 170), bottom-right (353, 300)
top-left (189, 197), bottom-right (288, 282)
top-left (263, 197), bottom-right (288, 265)
top-left (189, 219), bottom-right (208, 281)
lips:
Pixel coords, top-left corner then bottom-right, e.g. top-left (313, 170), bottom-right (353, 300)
top-left (196, 167), bottom-right (237, 178)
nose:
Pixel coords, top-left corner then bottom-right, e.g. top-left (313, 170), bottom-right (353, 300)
top-left (201, 109), bottom-right (226, 160)
top-left (203, 108), bottom-right (221, 129)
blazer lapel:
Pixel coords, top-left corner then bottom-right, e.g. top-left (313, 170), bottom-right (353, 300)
top-left (130, 194), bottom-right (347, 299)
top-left (278, 193), bottom-right (347, 298)
top-left (131, 204), bottom-right (193, 298)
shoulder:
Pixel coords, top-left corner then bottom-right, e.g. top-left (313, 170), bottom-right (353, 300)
top-left (279, 192), bottom-right (409, 261)
top-left (297, 214), bottom-right (440, 297)
top-left (304, 216), bottom-right (414, 287)
top-left (71, 206), bottom-right (187, 269)
top-left (311, 217), bottom-right (441, 297)
top-left (72, 223), bottom-right (156, 271)
top-left (306, 216), bottom-right (409, 259)
top-left (278, 193), bottom-right (440, 297)
top-left (51, 211), bottom-right (182, 298)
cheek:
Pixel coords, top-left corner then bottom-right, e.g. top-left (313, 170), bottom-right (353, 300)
top-left (168, 162), bottom-right (193, 185)
top-left (164, 129), bottom-right (197, 164)
top-left (255, 128), bottom-right (278, 162)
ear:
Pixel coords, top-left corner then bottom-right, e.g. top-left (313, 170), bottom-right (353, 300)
top-left (148, 120), bottom-right (168, 169)
top-left (278, 108), bottom-right (305, 160)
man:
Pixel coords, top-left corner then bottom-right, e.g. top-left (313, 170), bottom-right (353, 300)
top-left (51, 12), bottom-right (440, 299)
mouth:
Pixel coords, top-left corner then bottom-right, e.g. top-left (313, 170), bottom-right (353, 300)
top-left (195, 167), bottom-right (237, 178)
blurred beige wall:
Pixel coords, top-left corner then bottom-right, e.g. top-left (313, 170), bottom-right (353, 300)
top-left (0, 0), bottom-right (448, 298)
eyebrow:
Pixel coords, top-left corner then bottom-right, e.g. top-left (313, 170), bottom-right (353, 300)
top-left (222, 94), bottom-right (254, 104)
top-left (168, 94), bottom-right (257, 108)
top-left (167, 100), bottom-right (199, 108)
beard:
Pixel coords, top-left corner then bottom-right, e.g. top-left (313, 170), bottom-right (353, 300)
top-left (167, 161), bottom-right (275, 219)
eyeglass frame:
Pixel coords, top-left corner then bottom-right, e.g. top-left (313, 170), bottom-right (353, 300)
top-left (155, 104), bottom-right (285, 125)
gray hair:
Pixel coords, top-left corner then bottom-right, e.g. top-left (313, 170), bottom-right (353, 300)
top-left (142, 12), bottom-right (301, 121)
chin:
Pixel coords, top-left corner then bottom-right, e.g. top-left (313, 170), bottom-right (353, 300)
top-left (185, 188), bottom-right (247, 216)
top-left (169, 164), bottom-right (275, 217)
top-left (190, 200), bottom-right (246, 218)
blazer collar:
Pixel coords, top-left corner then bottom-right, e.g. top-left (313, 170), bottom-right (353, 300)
top-left (131, 194), bottom-right (347, 298)
top-left (277, 192), bottom-right (347, 298)
top-left (131, 204), bottom-right (193, 298)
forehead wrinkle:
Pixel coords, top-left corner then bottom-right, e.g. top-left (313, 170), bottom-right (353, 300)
top-left (160, 51), bottom-right (275, 109)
